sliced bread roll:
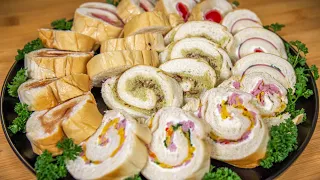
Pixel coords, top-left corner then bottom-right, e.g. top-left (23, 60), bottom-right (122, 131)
top-left (26, 93), bottom-right (103, 154)
top-left (159, 58), bottom-right (216, 99)
top-left (26, 110), bottom-right (65, 156)
top-left (25, 49), bottom-right (93, 80)
top-left (18, 74), bottom-right (91, 111)
top-left (72, 7), bottom-right (123, 43)
top-left (160, 37), bottom-right (232, 81)
top-left (101, 66), bottom-right (183, 121)
top-left (164, 21), bottom-right (234, 49)
top-left (101, 33), bottom-right (165, 52)
top-left (232, 53), bottom-right (296, 89)
top-left (189, 0), bottom-right (233, 23)
top-left (38, 29), bottom-right (96, 52)
top-left (87, 50), bottom-right (160, 87)
top-left (80, 2), bottom-right (118, 14)
top-left (229, 27), bottom-right (287, 62)
top-left (66, 110), bottom-right (151, 180)
top-left (200, 88), bottom-right (269, 168)
top-left (142, 107), bottom-right (210, 180)
top-left (155, 0), bottom-right (196, 22)
top-left (221, 9), bottom-right (263, 35)
top-left (117, 0), bottom-right (155, 23)
top-left (123, 11), bottom-right (171, 37)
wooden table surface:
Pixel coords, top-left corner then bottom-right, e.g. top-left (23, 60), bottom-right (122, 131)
top-left (0, 0), bottom-right (319, 179)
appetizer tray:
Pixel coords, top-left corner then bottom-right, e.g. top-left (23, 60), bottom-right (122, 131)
top-left (1, 1), bottom-right (319, 180)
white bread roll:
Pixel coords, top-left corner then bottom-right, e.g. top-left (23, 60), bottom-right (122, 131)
top-left (123, 11), bottom-right (172, 37)
top-left (80, 2), bottom-right (117, 14)
top-left (160, 37), bottom-right (232, 81)
top-left (38, 29), bottom-right (96, 52)
top-left (72, 7), bottom-right (123, 43)
top-left (232, 53), bottom-right (296, 89)
top-left (24, 49), bottom-right (93, 80)
top-left (164, 21), bottom-right (234, 49)
top-left (66, 110), bottom-right (151, 180)
top-left (200, 88), bottom-right (269, 168)
top-left (101, 66), bottom-right (183, 121)
top-left (87, 50), bottom-right (160, 87)
top-left (189, 0), bottom-right (233, 23)
top-left (142, 107), bottom-right (210, 180)
top-left (221, 9), bottom-right (262, 35)
top-left (117, 0), bottom-right (155, 23)
top-left (155, 0), bottom-right (196, 21)
top-left (26, 93), bottom-right (102, 154)
top-left (159, 58), bottom-right (216, 99)
top-left (101, 33), bottom-right (165, 52)
top-left (18, 74), bottom-right (91, 111)
top-left (228, 27), bottom-right (287, 62)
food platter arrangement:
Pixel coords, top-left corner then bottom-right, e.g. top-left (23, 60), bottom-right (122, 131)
top-left (1, 0), bottom-right (319, 180)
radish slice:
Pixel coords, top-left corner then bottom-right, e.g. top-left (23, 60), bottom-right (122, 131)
top-left (205, 10), bottom-right (223, 23)
top-left (176, 2), bottom-right (190, 21)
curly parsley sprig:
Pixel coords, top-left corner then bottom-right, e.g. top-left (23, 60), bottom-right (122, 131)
top-left (263, 23), bottom-right (285, 33)
top-left (232, 1), bottom-right (240, 7)
top-left (8, 103), bottom-right (32, 134)
top-left (125, 174), bottom-right (142, 180)
top-left (260, 119), bottom-right (298, 168)
top-left (51, 18), bottom-right (73, 30)
top-left (106, 0), bottom-right (120, 6)
top-left (7, 68), bottom-right (27, 97)
top-left (203, 165), bottom-right (241, 180)
top-left (15, 38), bottom-right (44, 61)
top-left (35, 138), bottom-right (82, 180)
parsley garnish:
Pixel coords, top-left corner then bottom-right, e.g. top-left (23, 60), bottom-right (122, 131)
top-left (51, 18), bottom-right (73, 30)
top-left (8, 103), bottom-right (32, 134)
top-left (203, 165), bottom-right (241, 180)
top-left (106, 0), bottom-right (120, 6)
top-left (15, 38), bottom-right (44, 61)
top-left (35, 138), bottom-right (82, 180)
top-left (263, 23), bottom-right (285, 33)
top-left (232, 1), bottom-right (240, 7)
top-left (260, 119), bottom-right (298, 168)
top-left (125, 174), bottom-right (142, 180)
top-left (7, 68), bottom-right (27, 97)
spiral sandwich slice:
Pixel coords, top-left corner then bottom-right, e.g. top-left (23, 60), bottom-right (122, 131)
top-left (232, 53), bottom-right (296, 89)
top-left (222, 9), bottom-right (263, 34)
top-left (164, 21), bottom-right (233, 49)
top-left (38, 29), bottom-right (96, 52)
top-left (159, 58), bottom-right (216, 98)
top-left (101, 66), bottom-right (183, 121)
top-left (72, 7), bottom-right (123, 43)
top-left (200, 88), bottom-right (269, 168)
top-left (189, 0), bottom-right (233, 23)
top-left (25, 48), bottom-right (93, 80)
top-left (101, 32), bottom-right (165, 52)
top-left (142, 107), bottom-right (210, 180)
top-left (87, 50), bottom-right (159, 87)
top-left (229, 27), bottom-right (287, 62)
top-left (123, 11), bottom-right (172, 37)
top-left (160, 37), bottom-right (232, 81)
top-left (67, 110), bottom-right (151, 180)
top-left (26, 93), bottom-right (102, 155)
top-left (18, 74), bottom-right (91, 111)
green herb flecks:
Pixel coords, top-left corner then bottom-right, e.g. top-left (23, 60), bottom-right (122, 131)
top-left (263, 23), bottom-right (285, 33)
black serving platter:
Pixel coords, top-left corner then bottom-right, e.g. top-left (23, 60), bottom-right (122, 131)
top-left (1, 44), bottom-right (318, 180)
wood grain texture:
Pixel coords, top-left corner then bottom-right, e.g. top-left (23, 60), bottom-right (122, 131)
top-left (0, 0), bottom-right (319, 179)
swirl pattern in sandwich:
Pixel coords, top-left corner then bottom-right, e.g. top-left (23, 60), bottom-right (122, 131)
top-left (200, 88), bottom-right (269, 168)
top-left (102, 65), bottom-right (183, 121)
top-left (142, 107), bottom-right (210, 180)
top-left (66, 110), bottom-right (151, 179)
